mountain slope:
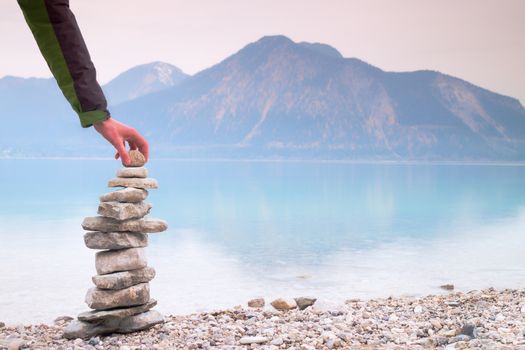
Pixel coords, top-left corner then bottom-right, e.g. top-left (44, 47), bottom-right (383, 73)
top-left (103, 62), bottom-right (189, 105)
top-left (115, 35), bottom-right (525, 160)
top-left (0, 62), bottom-right (187, 157)
top-left (0, 76), bottom-right (86, 157)
top-left (2, 37), bottom-right (524, 160)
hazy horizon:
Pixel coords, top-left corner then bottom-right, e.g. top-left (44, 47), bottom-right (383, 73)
top-left (1, 0), bottom-right (524, 103)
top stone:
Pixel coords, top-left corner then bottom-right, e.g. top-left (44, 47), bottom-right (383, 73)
top-left (128, 150), bottom-right (146, 167)
top-left (117, 167), bottom-right (148, 178)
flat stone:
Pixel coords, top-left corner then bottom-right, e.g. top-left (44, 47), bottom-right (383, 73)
top-left (97, 201), bottom-right (152, 221)
top-left (84, 231), bottom-right (148, 250)
top-left (271, 298), bottom-right (297, 311)
top-left (63, 319), bottom-right (120, 339)
top-left (446, 300), bottom-right (461, 307)
top-left (95, 248), bottom-right (147, 275)
top-left (108, 178), bottom-right (158, 189)
top-left (128, 150), bottom-right (146, 167)
top-left (294, 297), bottom-right (317, 310)
top-left (82, 216), bottom-right (168, 233)
top-left (92, 266), bottom-right (155, 290)
top-left (117, 310), bottom-right (164, 333)
top-left (63, 309), bottom-right (163, 339)
top-left (117, 167), bottom-right (148, 178)
top-left (78, 299), bottom-right (157, 322)
top-left (85, 283), bottom-right (150, 310)
top-left (100, 188), bottom-right (148, 203)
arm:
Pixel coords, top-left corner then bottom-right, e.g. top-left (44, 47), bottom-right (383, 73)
top-left (18, 0), bottom-right (148, 164)
top-left (18, 0), bottom-right (107, 127)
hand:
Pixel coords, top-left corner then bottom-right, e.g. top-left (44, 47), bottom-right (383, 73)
top-left (93, 117), bottom-right (149, 166)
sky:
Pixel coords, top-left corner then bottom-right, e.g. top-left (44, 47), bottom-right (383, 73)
top-left (1, 0), bottom-right (524, 103)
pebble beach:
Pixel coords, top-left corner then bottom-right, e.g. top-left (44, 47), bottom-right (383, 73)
top-left (1, 287), bottom-right (524, 349)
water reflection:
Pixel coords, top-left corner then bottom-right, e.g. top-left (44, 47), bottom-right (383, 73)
top-left (156, 208), bottom-right (525, 314)
top-left (0, 160), bottom-right (524, 324)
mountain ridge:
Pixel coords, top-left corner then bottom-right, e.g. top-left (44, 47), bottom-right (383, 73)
top-left (111, 35), bottom-right (525, 160)
top-left (1, 35), bottom-right (524, 160)
top-left (103, 61), bottom-right (189, 105)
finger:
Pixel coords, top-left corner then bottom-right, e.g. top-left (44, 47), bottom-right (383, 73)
top-left (128, 140), bottom-right (138, 151)
top-left (127, 130), bottom-right (149, 161)
top-left (113, 139), bottom-right (130, 166)
top-left (138, 140), bottom-right (149, 161)
top-left (115, 152), bottom-right (120, 160)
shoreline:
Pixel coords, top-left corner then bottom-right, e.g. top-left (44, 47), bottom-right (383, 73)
top-left (2, 156), bottom-right (525, 167)
top-left (1, 288), bottom-right (524, 349)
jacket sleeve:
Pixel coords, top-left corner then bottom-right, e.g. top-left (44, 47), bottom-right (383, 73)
top-left (18, 0), bottom-right (109, 127)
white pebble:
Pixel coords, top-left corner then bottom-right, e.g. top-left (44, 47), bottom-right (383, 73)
top-left (239, 336), bottom-right (268, 345)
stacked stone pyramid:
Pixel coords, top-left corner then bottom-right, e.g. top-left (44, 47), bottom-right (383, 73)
top-left (64, 151), bottom-right (168, 339)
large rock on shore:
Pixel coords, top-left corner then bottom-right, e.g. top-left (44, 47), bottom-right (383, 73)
top-left (294, 297), bottom-right (317, 310)
top-left (63, 319), bottom-right (120, 340)
top-left (108, 178), bottom-right (158, 189)
top-left (84, 231), bottom-right (148, 250)
top-left (248, 298), bottom-right (265, 308)
top-left (271, 298), bottom-right (297, 311)
top-left (100, 188), bottom-right (148, 203)
top-left (97, 201), bottom-right (152, 221)
top-left (82, 216), bottom-right (168, 233)
top-left (85, 283), bottom-right (150, 310)
top-left (63, 310), bottom-right (163, 339)
top-left (78, 299), bottom-right (157, 322)
top-left (95, 248), bottom-right (147, 275)
top-left (92, 267), bottom-right (155, 290)
top-left (117, 167), bottom-right (148, 178)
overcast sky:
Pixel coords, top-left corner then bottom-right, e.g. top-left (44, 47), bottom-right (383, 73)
top-left (1, 0), bottom-right (524, 103)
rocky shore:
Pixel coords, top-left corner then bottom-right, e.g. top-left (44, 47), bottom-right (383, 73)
top-left (1, 288), bottom-right (524, 349)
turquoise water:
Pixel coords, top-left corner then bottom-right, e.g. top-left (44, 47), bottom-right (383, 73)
top-left (1, 159), bottom-right (525, 324)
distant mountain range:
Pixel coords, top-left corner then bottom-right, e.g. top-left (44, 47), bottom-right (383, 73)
top-left (103, 61), bottom-right (188, 105)
top-left (0, 61), bottom-right (190, 158)
top-left (1, 35), bottom-right (524, 160)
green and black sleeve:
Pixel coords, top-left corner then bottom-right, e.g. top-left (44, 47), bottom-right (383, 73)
top-left (18, 0), bottom-right (109, 127)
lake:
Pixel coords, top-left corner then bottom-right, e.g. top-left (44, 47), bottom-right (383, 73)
top-left (1, 159), bottom-right (525, 324)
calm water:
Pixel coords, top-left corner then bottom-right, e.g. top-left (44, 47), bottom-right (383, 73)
top-left (1, 159), bottom-right (525, 324)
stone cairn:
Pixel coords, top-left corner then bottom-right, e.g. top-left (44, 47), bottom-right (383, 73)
top-left (64, 151), bottom-right (168, 339)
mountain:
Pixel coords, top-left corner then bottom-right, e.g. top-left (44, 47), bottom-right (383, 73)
top-left (114, 35), bottom-right (525, 160)
top-left (0, 62), bottom-right (187, 157)
top-left (1, 36), bottom-right (524, 160)
top-left (103, 62), bottom-right (189, 105)
top-left (0, 75), bottom-right (85, 157)
top-left (298, 42), bottom-right (343, 59)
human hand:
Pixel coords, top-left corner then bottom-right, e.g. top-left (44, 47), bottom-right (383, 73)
top-left (93, 117), bottom-right (149, 166)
